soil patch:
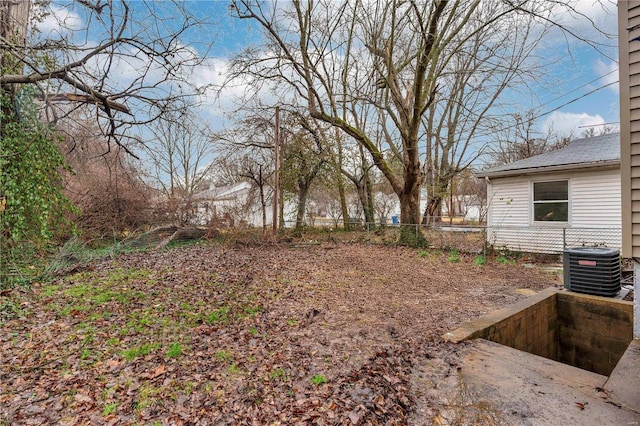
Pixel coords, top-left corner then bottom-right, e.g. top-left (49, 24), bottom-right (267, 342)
top-left (0, 243), bottom-right (561, 424)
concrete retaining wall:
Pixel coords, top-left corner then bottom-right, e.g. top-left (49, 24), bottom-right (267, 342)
top-left (443, 287), bottom-right (633, 376)
top-left (557, 292), bottom-right (633, 375)
top-left (443, 288), bottom-right (559, 359)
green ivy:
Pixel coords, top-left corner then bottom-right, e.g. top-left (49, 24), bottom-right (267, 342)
top-left (0, 90), bottom-right (77, 246)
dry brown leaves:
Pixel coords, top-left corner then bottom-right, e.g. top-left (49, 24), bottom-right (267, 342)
top-left (0, 243), bottom-right (560, 425)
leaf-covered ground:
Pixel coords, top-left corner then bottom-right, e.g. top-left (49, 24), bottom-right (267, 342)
top-left (0, 243), bottom-right (561, 425)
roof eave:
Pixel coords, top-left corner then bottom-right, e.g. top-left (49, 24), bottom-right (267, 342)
top-left (475, 160), bottom-right (620, 179)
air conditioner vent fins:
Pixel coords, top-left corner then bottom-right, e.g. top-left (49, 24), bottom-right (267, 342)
top-left (563, 247), bottom-right (621, 297)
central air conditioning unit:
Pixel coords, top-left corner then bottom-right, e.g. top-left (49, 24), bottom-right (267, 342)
top-left (563, 247), bottom-right (621, 297)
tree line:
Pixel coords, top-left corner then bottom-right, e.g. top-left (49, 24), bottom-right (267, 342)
top-left (1, 0), bottom-right (615, 258)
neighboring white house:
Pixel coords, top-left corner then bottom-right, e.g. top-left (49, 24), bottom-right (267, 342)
top-left (476, 133), bottom-right (621, 254)
top-left (190, 182), bottom-right (484, 228)
top-left (385, 189), bottom-right (484, 224)
top-left (191, 181), bottom-right (272, 227)
top-left (190, 182), bottom-right (303, 228)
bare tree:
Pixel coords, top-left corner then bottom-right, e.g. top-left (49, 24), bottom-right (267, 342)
top-left (341, 143), bottom-right (376, 225)
top-left (1, 0), bottom-right (216, 152)
top-left (60, 114), bottom-right (155, 237)
top-left (444, 168), bottom-right (486, 223)
top-left (580, 124), bottom-right (618, 138)
top-left (374, 192), bottom-right (397, 223)
top-left (328, 129), bottom-right (351, 229)
top-left (280, 115), bottom-right (329, 230)
top-left (216, 154), bottom-right (274, 236)
top-left (228, 0), bottom-right (598, 244)
top-left (486, 110), bottom-right (572, 167)
top-left (142, 106), bottom-right (216, 225)
top-left (416, 3), bottom-right (556, 224)
top-left (214, 105), bottom-right (280, 232)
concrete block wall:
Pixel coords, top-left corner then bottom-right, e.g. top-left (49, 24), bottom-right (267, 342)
top-left (444, 288), bottom-right (634, 377)
top-left (482, 292), bottom-right (558, 359)
top-left (443, 288), bottom-right (559, 360)
top-left (556, 292), bottom-right (633, 376)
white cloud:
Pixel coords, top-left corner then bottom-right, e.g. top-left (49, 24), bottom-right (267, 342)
top-left (542, 1), bottom-right (617, 61)
top-left (191, 58), bottom-right (230, 88)
top-left (36, 4), bottom-right (83, 36)
top-left (593, 59), bottom-right (619, 94)
top-left (549, 0), bottom-right (617, 35)
top-left (572, 0), bottom-right (617, 34)
top-left (541, 111), bottom-right (605, 137)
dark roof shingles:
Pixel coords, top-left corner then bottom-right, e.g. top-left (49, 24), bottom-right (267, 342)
top-left (477, 132), bottom-right (620, 177)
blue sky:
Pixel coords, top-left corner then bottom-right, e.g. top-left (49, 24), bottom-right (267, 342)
top-left (39, 1), bottom-right (621, 142)
top-left (525, 1), bottom-right (620, 138)
top-left (209, 1), bottom-right (620, 140)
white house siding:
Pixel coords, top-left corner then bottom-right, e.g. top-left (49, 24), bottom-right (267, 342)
top-left (570, 171), bottom-right (621, 227)
top-left (487, 179), bottom-right (530, 227)
top-left (487, 169), bottom-right (621, 254)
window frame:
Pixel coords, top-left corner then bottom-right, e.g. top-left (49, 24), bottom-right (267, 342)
top-left (531, 179), bottom-right (570, 225)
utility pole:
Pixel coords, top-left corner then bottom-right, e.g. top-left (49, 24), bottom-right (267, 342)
top-left (272, 107), bottom-right (280, 238)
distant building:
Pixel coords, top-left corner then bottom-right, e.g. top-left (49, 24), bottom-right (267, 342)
top-left (191, 181), bottom-right (270, 227)
top-left (476, 133), bottom-right (621, 253)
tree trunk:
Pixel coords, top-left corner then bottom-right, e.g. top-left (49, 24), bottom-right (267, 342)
top-left (295, 184), bottom-right (310, 230)
top-left (422, 171), bottom-right (451, 225)
top-left (259, 182), bottom-right (267, 238)
top-left (398, 191), bottom-right (426, 247)
top-left (335, 132), bottom-right (350, 230)
top-left (397, 163), bottom-right (426, 247)
top-left (338, 174), bottom-right (349, 229)
top-left (365, 171), bottom-right (375, 224)
top-left (399, 184), bottom-right (422, 225)
top-left (354, 176), bottom-right (375, 225)
top-left (0, 0), bottom-right (30, 125)
top-left (422, 197), bottom-right (443, 225)
top-left (359, 145), bottom-right (375, 225)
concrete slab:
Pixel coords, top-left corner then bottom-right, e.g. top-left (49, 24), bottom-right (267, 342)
top-left (442, 288), bottom-right (559, 344)
top-left (456, 339), bottom-right (640, 425)
top-left (605, 339), bottom-right (640, 413)
top-left (515, 288), bottom-right (538, 296)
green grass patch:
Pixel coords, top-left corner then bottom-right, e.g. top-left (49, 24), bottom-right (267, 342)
top-left (228, 363), bottom-right (241, 375)
top-left (59, 304), bottom-right (91, 317)
top-left (206, 306), bottom-right (230, 324)
top-left (474, 255), bottom-right (486, 266)
top-left (269, 368), bottom-right (287, 381)
top-left (166, 343), bottom-right (182, 359)
top-left (41, 285), bottom-right (60, 297)
top-left (214, 350), bottom-right (233, 363)
top-left (447, 249), bottom-right (460, 263)
top-left (122, 343), bottom-right (160, 361)
top-left (497, 255), bottom-right (516, 265)
top-left (102, 402), bottom-right (118, 416)
top-left (310, 374), bottom-right (327, 385)
top-left (106, 337), bottom-right (120, 346)
top-left (242, 305), bottom-right (263, 317)
top-left (134, 385), bottom-right (160, 411)
top-left (41, 269), bottom-right (151, 315)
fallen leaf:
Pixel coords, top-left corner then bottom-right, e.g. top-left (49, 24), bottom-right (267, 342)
top-left (152, 364), bottom-right (166, 378)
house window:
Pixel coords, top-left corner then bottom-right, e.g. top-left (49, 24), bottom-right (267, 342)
top-left (533, 180), bottom-right (568, 222)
